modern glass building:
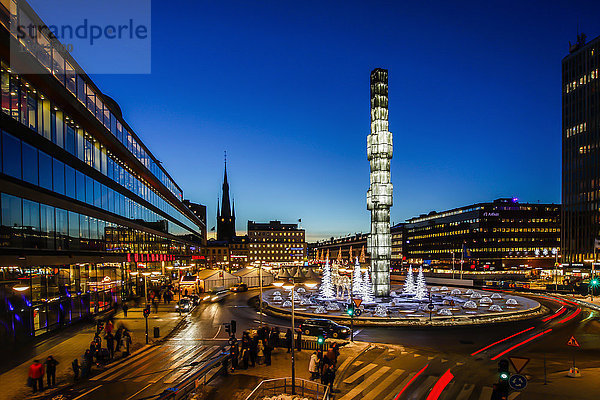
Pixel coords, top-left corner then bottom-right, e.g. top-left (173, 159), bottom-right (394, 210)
top-left (562, 34), bottom-right (600, 267)
top-left (0, 0), bottom-right (205, 343)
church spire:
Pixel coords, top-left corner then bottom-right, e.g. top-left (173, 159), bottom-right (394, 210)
top-left (217, 151), bottom-right (235, 242)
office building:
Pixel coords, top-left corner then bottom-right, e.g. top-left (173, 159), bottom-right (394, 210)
top-left (0, 0), bottom-right (205, 343)
top-left (248, 220), bottom-right (306, 264)
top-left (562, 33), bottom-right (600, 266)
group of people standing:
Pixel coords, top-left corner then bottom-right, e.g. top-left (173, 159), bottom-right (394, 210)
top-left (228, 325), bottom-right (279, 370)
top-left (27, 356), bottom-right (58, 393)
top-left (309, 343), bottom-right (340, 391)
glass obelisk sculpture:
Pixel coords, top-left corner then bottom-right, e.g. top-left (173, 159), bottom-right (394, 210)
top-left (366, 68), bottom-right (393, 297)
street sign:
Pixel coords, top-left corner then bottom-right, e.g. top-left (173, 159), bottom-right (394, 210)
top-left (567, 336), bottom-right (580, 347)
top-left (353, 298), bottom-right (363, 308)
top-left (509, 374), bottom-right (527, 390)
top-left (354, 309), bottom-right (362, 317)
top-left (427, 303), bottom-right (435, 310)
top-left (509, 357), bottom-right (530, 374)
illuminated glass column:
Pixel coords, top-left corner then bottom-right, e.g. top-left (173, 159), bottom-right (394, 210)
top-left (367, 68), bottom-right (393, 297)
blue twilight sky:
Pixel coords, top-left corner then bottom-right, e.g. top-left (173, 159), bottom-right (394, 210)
top-left (29, 0), bottom-right (600, 241)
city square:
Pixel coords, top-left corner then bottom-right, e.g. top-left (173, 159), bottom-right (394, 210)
top-left (1, 1), bottom-right (600, 400)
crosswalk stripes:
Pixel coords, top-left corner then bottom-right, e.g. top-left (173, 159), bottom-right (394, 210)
top-left (455, 383), bottom-right (475, 400)
top-left (132, 345), bottom-right (187, 382)
top-left (106, 345), bottom-right (189, 382)
top-left (360, 368), bottom-right (404, 400)
top-left (343, 363), bottom-right (378, 384)
top-left (163, 345), bottom-right (220, 384)
top-left (90, 345), bottom-right (158, 381)
top-left (388, 372), bottom-right (416, 398)
top-left (479, 386), bottom-right (493, 400)
top-left (336, 357), bottom-right (359, 375)
top-left (407, 375), bottom-right (437, 399)
top-left (508, 393), bottom-right (521, 400)
top-left (149, 346), bottom-right (210, 383)
top-left (338, 366), bottom-right (391, 400)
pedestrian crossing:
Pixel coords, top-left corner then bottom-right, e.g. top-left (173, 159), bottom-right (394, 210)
top-left (336, 354), bottom-right (523, 400)
top-left (90, 344), bottom-right (221, 385)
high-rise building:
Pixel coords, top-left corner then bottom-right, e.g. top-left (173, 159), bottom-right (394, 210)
top-left (562, 33), bottom-right (600, 266)
top-left (217, 162), bottom-right (235, 242)
top-left (0, 1), bottom-right (205, 343)
top-left (367, 68), bottom-right (393, 296)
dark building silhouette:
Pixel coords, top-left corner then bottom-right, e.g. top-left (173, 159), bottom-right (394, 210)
top-left (562, 33), bottom-right (600, 266)
top-left (217, 163), bottom-right (236, 242)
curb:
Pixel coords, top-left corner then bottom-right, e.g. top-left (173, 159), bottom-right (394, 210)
top-left (334, 343), bottom-right (372, 388)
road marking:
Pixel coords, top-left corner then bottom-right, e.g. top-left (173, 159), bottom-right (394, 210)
top-left (90, 345), bottom-right (154, 381)
top-left (338, 366), bottom-right (390, 400)
top-left (455, 383), bottom-right (475, 400)
top-left (151, 345), bottom-right (210, 383)
top-left (413, 353), bottom-right (421, 358)
top-left (72, 385), bottom-right (102, 400)
top-left (353, 329), bottom-right (363, 336)
top-left (163, 345), bottom-right (220, 383)
top-left (336, 357), bottom-right (357, 374)
top-left (92, 346), bottom-right (162, 381)
top-left (125, 383), bottom-right (152, 400)
top-left (425, 369), bottom-right (454, 400)
top-left (132, 345), bottom-right (183, 382)
top-left (478, 386), bottom-right (493, 400)
top-left (508, 393), bottom-right (521, 399)
top-left (455, 362), bottom-right (464, 366)
top-left (343, 363), bottom-right (378, 384)
top-left (211, 324), bottom-right (222, 339)
top-left (111, 345), bottom-right (187, 382)
top-left (441, 359), bottom-right (448, 363)
top-left (391, 372), bottom-right (416, 399)
top-left (361, 368), bottom-right (404, 400)
top-left (427, 356), bottom-right (435, 360)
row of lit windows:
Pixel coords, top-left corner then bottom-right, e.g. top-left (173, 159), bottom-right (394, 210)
top-left (251, 250), bottom-right (302, 254)
top-left (251, 231), bottom-right (303, 237)
top-left (407, 207), bottom-right (483, 223)
top-left (565, 69), bottom-right (599, 93)
top-left (566, 122), bottom-right (587, 138)
top-left (411, 247), bottom-right (555, 255)
top-left (410, 230), bottom-right (469, 239)
top-left (3, 2), bottom-right (182, 199)
top-left (0, 64), bottom-right (200, 234)
top-left (492, 227), bottom-right (558, 233)
top-left (249, 256), bottom-right (298, 261)
top-left (501, 218), bottom-right (557, 223)
top-left (250, 243), bottom-right (305, 248)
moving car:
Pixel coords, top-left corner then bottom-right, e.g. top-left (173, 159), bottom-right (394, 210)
top-left (230, 283), bottom-right (248, 292)
top-left (203, 287), bottom-right (229, 303)
top-left (300, 318), bottom-right (350, 339)
top-left (175, 298), bottom-right (194, 312)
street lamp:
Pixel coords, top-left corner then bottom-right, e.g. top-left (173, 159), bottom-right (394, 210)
top-left (280, 276), bottom-right (317, 395)
top-left (142, 272), bottom-right (151, 306)
top-left (552, 248), bottom-right (559, 291)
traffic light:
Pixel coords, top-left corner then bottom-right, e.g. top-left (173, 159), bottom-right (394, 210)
top-left (347, 303), bottom-right (355, 317)
top-left (591, 278), bottom-right (599, 286)
top-left (143, 305), bottom-right (151, 318)
top-left (317, 334), bottom-right (325, 345)
top-left (231, 320), bottom-right (237, 334)
top-left (496, 359), bottom-right (510, 398)
top-left (225, 323), bottom-right (231, 335)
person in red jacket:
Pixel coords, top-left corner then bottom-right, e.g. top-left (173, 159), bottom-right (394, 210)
top-left (28, 359), bottom-right (45, 393)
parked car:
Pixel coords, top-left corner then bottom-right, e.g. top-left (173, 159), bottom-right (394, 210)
top-left (230, 283), bottom-right (248, 292)
top-left (300, 318), bottom-right (350, 339)
top-left (175, 298), bottom-right (194, 312)
top-left (188, 294), bottom-right (200, 305)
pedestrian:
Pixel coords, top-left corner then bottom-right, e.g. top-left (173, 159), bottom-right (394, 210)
top-left (82, 350), bottom-right (93, 378)
top-left (325, 343), bottom-right (340, 366)
top-left (44, 355), bottom-right (59, 387)
top-left (241, 347), bottom-right (250, 369)
top-left (296, 329), bottom-right (302, 351)
top-left (122, 303), bottom-right (129, 318)
top-left (285, 328), bottom-right (293, 353)
top-left (122, 330), bottom-right (132, 356)
top-left (309, 351), bottom-right (320, 380)
top-left (153, 300), bottom-right (159, 314)
top-left (263, 341), bottom-right (272, 366)
top-left (274, 327), bottom-right (281, 348)
top-left (257, 339), bottom-right (265, 365)
top-left (72, 359), bottom-right (80, 381)
top-left (250, 334), bottom-right (258, 367)
top-left (104, 319), bottom-right (114, 335)
top-left (106, 332), bottom-right (115, 359)
top-left (115, 327), bottom-right (122, 352)
top-left (323, 363), bottom-right (335, 392)
top-left (28, 359), bottom-right (44, 393)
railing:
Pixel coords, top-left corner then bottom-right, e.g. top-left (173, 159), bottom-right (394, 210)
top-left (154, 348), bottom-right (229, 400)
top-left (245, 378), bottom-right (330, 400)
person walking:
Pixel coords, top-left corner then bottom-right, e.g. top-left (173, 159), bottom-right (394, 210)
top-left (257, 339), bottom-right (265, 365)
top-left (249, 334), bottom-right (258, 367)
top-left (122, 303), bottom-right (129, 318)
top-left (28, 360), bottom-right (44, 393)
top-left (309, 351), bottom-right (320, 380)
top-left (285, 328), bottom-right (293, 353)
top-left (44, 355), bottom-right (59, 387)
top-left (296, 329), bottom-right (302, 351)
top-left (122, 330), bottom-right (132, 356)
top-left (106, 332), bottom-right (115, 359)
top-left (71, 359), bottom-right (80, 382)
top-left (322, 363), bottom-right (335, 392)
top-left (263, 340), bottom-right (272, 366)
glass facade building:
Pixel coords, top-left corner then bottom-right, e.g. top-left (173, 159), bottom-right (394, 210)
top-left (562, 34), bottom-right (600, 266)
top-left (0, 0), bottom-right (205, 343)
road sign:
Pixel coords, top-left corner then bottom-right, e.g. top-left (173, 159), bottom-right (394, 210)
top-left (509, 374), bottom-right (527, 390)
top-left (567, 336), bottom-right (580, 347)
top-left (509, 357), bottom-right (530, 374)
top-left (427, 303), bottom-right (435, 310)
top-left (354, 309), bottom-right (362, 317)
top-left (353, 298), bottom-right (363, 308)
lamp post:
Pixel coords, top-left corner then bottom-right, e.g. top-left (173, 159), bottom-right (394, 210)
top-left (552, 248), bottom-right (558, 291)
top-left (275, 275), bottom-right (318, 396)
top-left (142, 272), bottom-right (151, 306)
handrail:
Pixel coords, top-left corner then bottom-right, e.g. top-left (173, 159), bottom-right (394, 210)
top-left (245, 377), bottom-right (330, 400)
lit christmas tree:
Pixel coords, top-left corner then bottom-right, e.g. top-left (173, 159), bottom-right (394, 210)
top-left (415, 265), bottom-right (427, 300)
top-left (352, 257), bottom-right (362, 296)
top-left (362, 268), bottom-right (375, 303)
top-left (402, 266), bottom-right (416, 295)
top-left (319, 258), bottom-right (335, 299)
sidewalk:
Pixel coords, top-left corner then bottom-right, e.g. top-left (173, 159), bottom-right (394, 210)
top-left (523, 366), bottom-right (600, 399)
top-left (205, 341), bottom-right (370, 400)
top-left (0, 302), bottom-right (184, 400)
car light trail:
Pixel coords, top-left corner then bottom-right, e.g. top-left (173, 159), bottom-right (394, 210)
top-left (558, 308), bottom-right (581, 324)
top-left (425, 369), bottom-right (454, 400)
top-left (542, 306), bottom-right (566, 322)
top-left (491, 328), bottom-right (552, 360)
top-left (470, 327), bottom-right (535, 356)
top-left (393, 363), bottom-right (429, 400)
